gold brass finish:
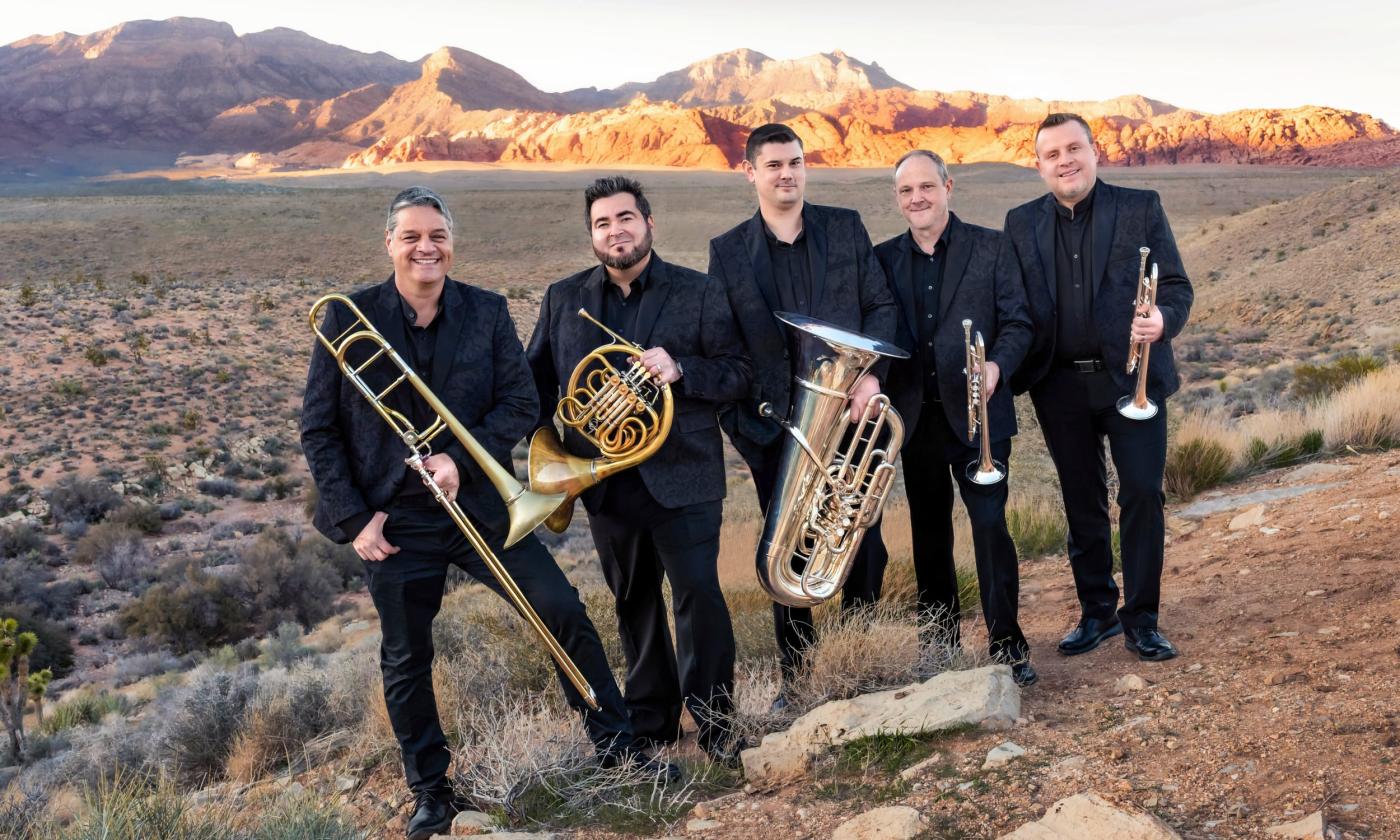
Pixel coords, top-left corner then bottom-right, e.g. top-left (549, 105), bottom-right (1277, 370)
top-left (1118, 247), bottom-right (1160, 421)
top-left (962, 319), bottom-right (1005, 485)
top-left (527, 308), bottom-right (674, 533)
top-left (307, 293), bottom-right (598, 710)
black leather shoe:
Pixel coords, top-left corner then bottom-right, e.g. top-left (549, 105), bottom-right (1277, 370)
top-left (1057, 616), bottom-right (1123, 656)
top-left (1123, 627), bottom-right (1179, 661)
top-left (405, 790), bottom-right (454, 840)
top-left (1010, 660), bottom-right (1039, 687)
top-left (600, 748), bottom-right (683, 784)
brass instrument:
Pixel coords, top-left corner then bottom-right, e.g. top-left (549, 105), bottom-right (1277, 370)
top-left (308, 293), bottom-right (599, 710)
top-left (1118, 247), bottom-right (1160, 420)
top-left (528, 308), bottom-right (674, 533)
top-left (962, 319), bottom-right (1005, 485)
top-left (757, 313), bottom-right (909, 608)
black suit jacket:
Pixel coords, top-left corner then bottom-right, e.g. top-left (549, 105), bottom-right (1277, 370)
top-left (707, 202), bottom-right (898, 457)
top-left (874, 213), bottom-right (1032, 442)
top-left (1003, 180), bottom-right (1193, 399)
top-left (301, 277), bottom-right (537, 543)
top-left (527, 255), bottom-right (751, 512)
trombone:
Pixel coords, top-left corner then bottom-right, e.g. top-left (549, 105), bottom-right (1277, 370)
top-left (1118, 247), bottom-right (1160, 420)
top-left (962, 319), bottom-right (1005, 485)
top-left (308, 293), bottom-right (599, 710)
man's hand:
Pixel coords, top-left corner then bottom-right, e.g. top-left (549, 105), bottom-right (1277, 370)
top-left (421, 453), bottom-right (460, 501)
top-left (353, 511), bottom-right (399, 563)
top-left (637, 347), bottom-right (682, 384)
top-left (1131, 305), bottom-right (1165, 344)
top-left (847, 374), bottom-right (882, 423)
top-left (983, 361), bottom-right (1001, 399)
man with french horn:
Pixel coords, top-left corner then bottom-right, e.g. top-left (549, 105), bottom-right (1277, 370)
top-left (1004, 114), bottom-right (1193, 662)
top-left (301, 187), bottom-right (667, 840)
top-left (526, 177), bottom-right (752, 765)
top-left (874, 150), bottom-right (1038, 687)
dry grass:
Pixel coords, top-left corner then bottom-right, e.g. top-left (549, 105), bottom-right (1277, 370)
top-left (1320, 365), bottom-right (1400, 449)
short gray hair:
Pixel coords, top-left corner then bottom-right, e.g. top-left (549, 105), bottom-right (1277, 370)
top-left (386, 186), bottom-right (453, 234)
top-left (893, 149), bottom-right (949, 184)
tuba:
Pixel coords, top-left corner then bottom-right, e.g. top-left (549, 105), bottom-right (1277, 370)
top-left (308, 294), bottom-right (599, 710)
top-left (962, 319), bottom-right (1005, 485)
top-left (528, 308), bottom-right (673, 533)
top-left (1118, 247), bottom-right (1160, 420)
top-left (757, 313), bottom-right (909, 608)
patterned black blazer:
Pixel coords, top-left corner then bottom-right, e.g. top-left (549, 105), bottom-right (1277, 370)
top-left (874, 213), bottom-right (1032, 442)
top-left (1003, 180), bottom-right (1193, 399)
top-left (526, 254), bottom-right (751, 512)
top-left (301, 277), bottom-right (537, 543)
top-left (706, 202), bottom-right (897, 459)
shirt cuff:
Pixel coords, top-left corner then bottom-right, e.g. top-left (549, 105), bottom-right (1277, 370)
top-left (339, 510), bottom-right (374, 541)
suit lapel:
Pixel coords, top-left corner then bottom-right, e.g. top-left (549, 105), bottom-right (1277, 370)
top-left (375, 277), bottom-right (413, 367)
top-left (802, 203), bottom-right (828, 312)
top-left (429, 278), bottom-right (466, 395)
top-left (1090, 181), bottom-right (1117, 296)
top-left (743, 211), bottom-right (781, 314)
top-left (1034, 197), bottom-right (1056, 306)
top-left (889, 237), bottom-right (916, 345)
top-left (581, 265), bottom-right (609, 347)
top-left (633, 254), bottom-right (672, 345)
top-left (939, 214), bottom-right (972, 321)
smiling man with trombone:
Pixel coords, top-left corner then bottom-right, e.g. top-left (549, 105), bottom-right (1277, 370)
top-left (302, 187), bottom-right (662, 840)
top-left (527, 177), bottom-right (751, 766)
top-left (874, 150), bottom-right (1036, 686)
top-left (1004, 114), bottom-right (1193, 663)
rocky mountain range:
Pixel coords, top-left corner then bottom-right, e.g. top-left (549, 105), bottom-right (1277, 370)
top-left (3, 17), bottom-right (1397, 176)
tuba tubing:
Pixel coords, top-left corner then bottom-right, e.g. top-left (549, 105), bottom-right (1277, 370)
top-left (308, 294), bottom-right (598, 710)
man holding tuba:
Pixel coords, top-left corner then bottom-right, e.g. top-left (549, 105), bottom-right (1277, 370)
top-left (708, 124), bottom-right (897, 707)
top-left (526, 177), bottom-right (752, 765)
top-left (874, 150), bottom-right (1037, 686)
top-left (1004, 114), bottom-right (1193, 662)
top-left (302, 187), bottom-right (669, 840)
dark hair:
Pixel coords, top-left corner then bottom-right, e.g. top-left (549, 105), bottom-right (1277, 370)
top-left (744, 123), bottom-right (803, 163)
top-left (893, 149), bottom-right (949, 182)
top-left (583, 176), bottom-right (652, 227)
top-left (386, 186), bottom-right (453, 233)
top-left (1036, 112), bottom-right (1094, 146)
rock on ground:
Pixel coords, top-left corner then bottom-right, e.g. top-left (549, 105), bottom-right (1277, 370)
top-left (1000, 792), bottom-right (1181, 839)
top-left (741, 664), bottom-right (1020, 787)
top-left (831, 805), bottom-right (928, 840)
top-left (1265, 811), bottom-right (1336, 839)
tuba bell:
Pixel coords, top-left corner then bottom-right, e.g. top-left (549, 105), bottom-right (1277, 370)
top-left (1118, 247), bottom-right (1160, 420)
top-left (308, 294), bottom-right (599, 710)
top-left (528, 308), bottom-right (673, 533)
top-left (963, 319), bottom-right (1005, 485)
top-left (756, 313), bottom-right (909, 608)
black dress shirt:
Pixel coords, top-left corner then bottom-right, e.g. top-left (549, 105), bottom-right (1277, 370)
top-left (397, 292), bottom-right (443, 501)
top-left (908, 226), bottom-right (950, 399)
top-left (765, 223), bottom-right (814, 316)
top-left (600, 257), bottom-right (652, 342)
top-left (1053, 188), bottom-right (1098, 361)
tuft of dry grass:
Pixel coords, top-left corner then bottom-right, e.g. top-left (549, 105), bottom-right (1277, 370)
top-left (1320, 365), bottom-right (1400, 449)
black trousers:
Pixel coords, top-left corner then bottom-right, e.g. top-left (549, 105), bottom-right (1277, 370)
top-left (363, 499), bottom-right (634, 796)
top-left (738, 435), bottom-right (890, 679)
top-left (588, 470), bottom-right (736, 751)
top-left (1031, 366), bottom-right (1168, 630)
top-left (901, 403), bottom-right (1027, 661)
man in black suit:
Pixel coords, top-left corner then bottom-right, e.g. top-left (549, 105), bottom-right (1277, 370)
top-left (527, 176), bottom-right (752, 764)
top-left (707, 124), bottom-right (898, 702)
top-left (1004, 114), bottom-right (1193, 662)
top-left (302, 187), bottom-right (669, 840)
top-left (874, 150), bottom-right (1037, 686)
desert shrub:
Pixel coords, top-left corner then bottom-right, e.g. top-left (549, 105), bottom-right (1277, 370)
top-left (0, 561), bottom-right (87, 621)
top-left (1165, 437), bottom-right (1233, 500)
top-left (157, 665), bottom-right (260, 787)
top-left (47, 477), bottom-right (121, 526)
top-left (196, 478), bottom-right (238, 498)
top-left (240, 531), bottom-right (341, 634)
top-left (261, 622), bottom-right (313, 669)
top-left (0, 522), bottom-right (45, 560)
top-left (1320, 365), bottom-right (1400, 450)
top-left (119, 564), bottom-right (252, 653)
top-left (225, 663), bottom-right (339, 783)
top-left (41, 688), bottom-right (130, 735)
top-left (1292, 354), bottom-right (1386, 401)
top-left (114, 651), bottom-right (183, 687)
top-left (72, 522), bottom-right (154, 591)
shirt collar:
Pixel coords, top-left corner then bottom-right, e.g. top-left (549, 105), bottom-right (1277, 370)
top-left (763, 222), bottom-right (806, 246)
top-left (905, 223), bottom-right (951, 258)
top-left (1052, 183), bottom-right (1096, 221)
top-left (606, 254), bottom-right (653, 296)
top-left (398, 292), bottom-right (443, 327)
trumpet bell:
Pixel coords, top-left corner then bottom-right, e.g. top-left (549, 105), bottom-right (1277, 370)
top-left (967, 459), bottom-right (1006, 485)
top-left (1116, 394), bottom-right (1159, 421)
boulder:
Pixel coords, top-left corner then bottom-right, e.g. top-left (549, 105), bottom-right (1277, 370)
top-left (1000, 792), bottom-right (1180, 839)
top-left (832, 805), bottom-right (928, 840)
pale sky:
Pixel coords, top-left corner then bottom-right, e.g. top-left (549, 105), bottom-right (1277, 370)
top-left (4, 0), bottom-right (1397, 127)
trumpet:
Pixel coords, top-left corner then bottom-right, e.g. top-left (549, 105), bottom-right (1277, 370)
top-left (528, 308), bottom-right (673, 533)
top-left (308, 293), bottom-right (599, 710)
top-left (757, 313), bottom-right (908, 608)
top-left (962, 319), bottom-right (1005, 485)
top-left (1117, 247), bottom-right (1160, 420)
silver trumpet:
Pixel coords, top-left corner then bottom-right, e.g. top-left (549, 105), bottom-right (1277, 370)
top-left (962, 319), bottom-right (1005, 485)
top-left (756, 313), bottom-right (909, 608)
top-left (1118, 246), bottom-right (1160, 420)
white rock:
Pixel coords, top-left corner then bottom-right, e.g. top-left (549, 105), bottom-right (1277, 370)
top-left (741, 665), bottom-right (1019, 787)
top-left (832, 806), bottom-right (928, 840)
top-left (999, 792), bottom-right (1181, 839)
top-left (898, 752), bottom-right (943, 781)
top-left (450, 809), bottom-right (494, 834)
top-left (1229, 505), bottom-right (1266, 530)
top-left (686, 819), bottom-right (722, 833)
top-left (1264, 811), bottom-right (1335, 839)
top-left (1048, 756), bottom-right (1087, 779)
top-left (983, 741), bottom-right (1026, 769)
top-left (1116, 674), bottom-right (1149, 693)
top-left (334, 775), bottom-right (358, 793)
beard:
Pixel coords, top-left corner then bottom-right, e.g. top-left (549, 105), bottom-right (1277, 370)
top-left (594, 228), bottom-right (653, 271)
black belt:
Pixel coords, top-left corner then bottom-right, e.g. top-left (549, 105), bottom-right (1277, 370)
top-left (1058, 358), bottom-right (1106, 373)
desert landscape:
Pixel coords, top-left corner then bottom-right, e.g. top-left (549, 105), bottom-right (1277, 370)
top-left (2, 15), bottom-right (1399, 840)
